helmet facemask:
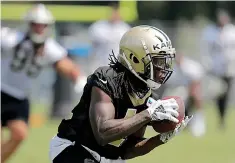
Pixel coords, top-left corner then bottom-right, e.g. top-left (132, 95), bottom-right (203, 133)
top-left (141, 53), bottom-right (175, 90)
top-left (119, 50), bottom-right (175, 90)
top-left (24, 4), bottom-right (54, 44)
top-left (29, 22), bottom-right (52, 44)
top-left (118, 25), bottom-right (176, 90)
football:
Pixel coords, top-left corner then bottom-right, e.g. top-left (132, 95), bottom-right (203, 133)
top-left (150, 96), bottom-right (185, 133)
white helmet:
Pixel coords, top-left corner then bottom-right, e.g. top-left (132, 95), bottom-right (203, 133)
top-left (118, 25), bottom-right (176, 90)
top-left (24, 4), bottom-right (54, 43)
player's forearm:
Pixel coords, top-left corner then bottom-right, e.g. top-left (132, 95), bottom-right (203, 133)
top-left (61, 65), bottom-right (80, 83)
top-left (123, 135), bottom-right (164, 159)
top-left (193, 94), bottom-right (202, 109)
top-left (55, 57), bottom-right (81, 82)
top-left (97, 110), bottom-right (151, 146)
top-left (190, 81), bottom-right (202, 109)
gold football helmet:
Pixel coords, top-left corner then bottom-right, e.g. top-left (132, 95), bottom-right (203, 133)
top-left (24, 4), bottom-right (54, 43)
top-left (118, 25), bottom-right (176, 90)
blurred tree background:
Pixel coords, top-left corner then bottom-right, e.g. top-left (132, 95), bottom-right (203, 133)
top-left (137, 1), bottom-right (235, 21)
top-left (2, 1), bottom-right (234, 118)
top-left (3, 1), bottom-right (235, 21)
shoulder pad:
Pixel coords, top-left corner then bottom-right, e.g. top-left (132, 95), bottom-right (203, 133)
top-left (90, 66), bottom-right (126, 99)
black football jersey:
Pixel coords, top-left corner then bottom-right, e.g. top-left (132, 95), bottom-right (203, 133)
top-left (57, 66), bottom-right (159, 159)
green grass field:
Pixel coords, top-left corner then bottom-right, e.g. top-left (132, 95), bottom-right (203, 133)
top-left (5, 104), bottom-right (235, 163)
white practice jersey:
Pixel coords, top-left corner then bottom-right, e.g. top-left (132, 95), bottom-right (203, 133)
top-left (201, 23), bottom-right (235, 77)
top-left (88, 20), bottom-right (130, 66)
top-left (163, 57), bottom-right (204, 101)
top-left (167, 57), bottom-right (204, 87)
top-left (1, 27), bottom-right (67, 99)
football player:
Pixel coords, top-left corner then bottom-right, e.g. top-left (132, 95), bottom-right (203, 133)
top-left (1, 4), bottom-right (86, 163)
top-left (88, 2), bottom-right (131, 72)
top-left (49, 25), bottom-right (193, 163)
top-left (201, 9), bottom-right (235, 128)
top-left (163, 53), bottom-right (205, 137)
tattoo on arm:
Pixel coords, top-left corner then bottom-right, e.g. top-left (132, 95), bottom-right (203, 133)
top-left (89, 87), bottom-right (151, 146)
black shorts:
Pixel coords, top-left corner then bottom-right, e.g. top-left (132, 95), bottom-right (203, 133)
top-left (1, 91), bottom-right (30, 127)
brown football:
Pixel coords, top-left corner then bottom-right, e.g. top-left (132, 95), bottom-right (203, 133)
top-left (150, 96), bottom-right (185, 133)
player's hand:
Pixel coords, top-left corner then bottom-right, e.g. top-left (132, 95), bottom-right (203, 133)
top-left (159, 115), bottom-right (193, 143)
top-left (146, 97), bottom-right (179, 123)
top-left (74, 75), bottom-right (87, 93)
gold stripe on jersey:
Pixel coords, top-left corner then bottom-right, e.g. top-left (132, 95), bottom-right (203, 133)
top-left (127, 89), bottom-right (151, 107)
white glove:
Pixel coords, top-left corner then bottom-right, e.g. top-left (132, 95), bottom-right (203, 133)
top-left (74, 76), bottom-right (87, 93)
top-left (146, 97), bottom-right (179, 123)
top-left (159, 115), bottom-right (193, 143)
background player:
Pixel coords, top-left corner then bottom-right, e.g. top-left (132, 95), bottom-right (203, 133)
top-left (200, 9), bottom-right (235, 128)
top-left (49, 25), bottom-right (192, 163)
top-left (163, 53), bottom-right (205, 137)
top-left (88, 2), bottom-right (131, 73)
top-left (1, 4), bottom-right (86, 163)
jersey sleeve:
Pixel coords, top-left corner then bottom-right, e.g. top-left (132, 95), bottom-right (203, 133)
top-left (44, 38), bottom-right (67, 63)
top-left (89, 67), bottom-right (114, 99)
top-left (88, 21), bottom-right (113, 44)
